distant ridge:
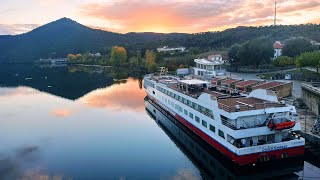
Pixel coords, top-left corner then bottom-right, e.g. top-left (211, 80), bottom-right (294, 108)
top-left (0, 17), bottom-right (319, 63)
top-left (0, 17), bottom-right (186, 62)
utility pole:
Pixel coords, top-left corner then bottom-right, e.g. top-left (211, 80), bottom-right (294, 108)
top-left (274, 1), bottom-right (277, 26)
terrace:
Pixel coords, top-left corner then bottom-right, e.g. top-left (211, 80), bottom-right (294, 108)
top-left (218, 97), bottom-right (286, 113)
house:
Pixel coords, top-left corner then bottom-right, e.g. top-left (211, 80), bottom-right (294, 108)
top-left (273, 41), bottom-right (284, 58)
top-left (193, 54), bottom-right (227, 79)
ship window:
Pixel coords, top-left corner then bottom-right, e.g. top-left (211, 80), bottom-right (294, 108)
top-left (210, 125), bottom-right (215, 132)
top-left (152, 91), bottom-right (155, 95)
top-left (195, 116), bottom-right (200, 123)
top-left (189, 112), bottom-right (194, 119)
top-left (218, 130), bottom-right (225, 139)
top-left (184, 109), bottom-right (188, 115)
top-left (202, 120), bottom-right (207, 127)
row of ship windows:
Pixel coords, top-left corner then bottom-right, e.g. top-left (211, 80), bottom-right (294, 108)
top-left (156, 86), bottom-right (214, 119)
top-left (158, 93), bottom-right (225, 139)
top-left (145, 80), bottom-right (155, 88)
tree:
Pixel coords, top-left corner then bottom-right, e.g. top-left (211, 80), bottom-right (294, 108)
top-left (296, 51), bottom-right (320, 72)
top-left (110, 46), bottom-right (127, 66)
top-left (237, 36), bottom-right (273, 66)
top-left (282, 38), bottom-right (313, 57)
top-left (67, 54), bottom-right (77, 62)
top-left (272, 56), bottom-right (294, 71)
top-left (145, 50), bottom-right (157, 72)
top-left (137, 51), bottom-right (142, 67)
top-left (227, 43), bottom-right (241, 69)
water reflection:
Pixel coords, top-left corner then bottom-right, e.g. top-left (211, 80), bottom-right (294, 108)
top-left (145, 97), bottom-right (304, 179)
top-left (1, 64), bottom-right (319, 179)
top-left (78, 78), bottom-right (146, 111)
top-left (0, 64), bottom-right (144, 100)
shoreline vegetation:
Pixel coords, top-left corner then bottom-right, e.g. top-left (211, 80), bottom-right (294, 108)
top-left (66, 46), bottom-right (226, 73)
top-left (65, 36), bottom-right (320, 75)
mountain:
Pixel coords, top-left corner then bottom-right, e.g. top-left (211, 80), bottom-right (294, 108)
top-left (0, 18), bottom-right (187, 63)
top-left (183, 24), bottom-right (320, 48)
top-left (0, 17), bottom-right (319, 63)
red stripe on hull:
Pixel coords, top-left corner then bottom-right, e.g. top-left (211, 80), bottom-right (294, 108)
top-left (149, 98), bottom-right (304, 166)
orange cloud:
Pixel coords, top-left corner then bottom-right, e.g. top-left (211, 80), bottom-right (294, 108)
top-left (78, 0), bottom-right (320, 33)
top-left (50, 108), bottom-right (75, 118)
top-left (78, 78), bottom-right (146, 112)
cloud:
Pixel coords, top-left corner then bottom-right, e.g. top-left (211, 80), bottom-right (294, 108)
top-left (0, 24), bottom-right (39, 35)
top-left (50, 108), bottom-right (75, 118)
top-left (78, 0), bottom-right (320, 33)
top-left (169, 168), bottom-right (201, 180)
top-left (0, 87), bottom-right (40, 97)
top-left (78, 78), bottom-right (146, 112)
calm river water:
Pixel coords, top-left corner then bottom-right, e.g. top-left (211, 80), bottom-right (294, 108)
top-left (0, 65), bottom-right (319, 179)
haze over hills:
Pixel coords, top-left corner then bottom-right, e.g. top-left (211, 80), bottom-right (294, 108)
top-left (0, 17), bottom-right (319, 63)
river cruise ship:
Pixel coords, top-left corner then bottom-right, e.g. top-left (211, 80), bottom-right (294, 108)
top-left (143, 74), bottom-right (305, 166)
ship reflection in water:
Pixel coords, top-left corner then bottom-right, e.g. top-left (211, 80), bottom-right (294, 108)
top-left (145, 97), bottom-right (304, 179)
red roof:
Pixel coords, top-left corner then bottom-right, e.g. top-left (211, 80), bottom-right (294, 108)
top-left (273, 41), bottom-right (283, 49)
top-left (235, 80), bottom-right (259, 88)
top-left (221, 78), bottom-right (240, 85)
top-left (211, 77), bottom-right (223, 84)
top-left (252, 81), bottom-right (284, 90)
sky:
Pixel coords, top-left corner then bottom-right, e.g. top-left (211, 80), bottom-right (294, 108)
top-left (0, 0), bottom-right (319, 35)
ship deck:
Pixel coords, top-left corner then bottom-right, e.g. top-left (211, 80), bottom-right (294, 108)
top-left (218, 97), bottom-right (286, 112)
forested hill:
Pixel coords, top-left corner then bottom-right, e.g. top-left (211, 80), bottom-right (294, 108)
top-left (0, 18), bottom-right (186, 63)
top-left (183, 25), bottom-right (320, 48)
top-left (0, 17), bottom-right (319, 63)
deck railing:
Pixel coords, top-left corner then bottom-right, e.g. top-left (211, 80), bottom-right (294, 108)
top-left (221, 116), bottom-right (268, 130)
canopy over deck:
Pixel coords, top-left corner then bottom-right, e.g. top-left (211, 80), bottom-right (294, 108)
top-left (179, 79), bottom-right (210, 85)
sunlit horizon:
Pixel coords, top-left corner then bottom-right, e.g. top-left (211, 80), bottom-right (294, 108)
top-left (0, 0), bottom-right (319, 35)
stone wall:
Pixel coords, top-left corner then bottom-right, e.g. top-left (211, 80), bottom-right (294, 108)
top-left (302, 83), bottom-right (320, 115)
top-left (271, 82), bottom-right (293, 99)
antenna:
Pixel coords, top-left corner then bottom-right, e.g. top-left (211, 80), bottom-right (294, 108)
top-left (274, 1), bottom-right (277, 26)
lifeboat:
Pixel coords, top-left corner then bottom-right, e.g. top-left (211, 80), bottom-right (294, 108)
top-left (268, 119), bottom-right (295, 130)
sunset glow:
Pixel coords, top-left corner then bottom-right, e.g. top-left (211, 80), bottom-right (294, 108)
top-left (0, 0), bottom-right (319, 35)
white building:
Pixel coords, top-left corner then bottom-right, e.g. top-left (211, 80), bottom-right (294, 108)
top-left (273, 41), bottom-right (283, 58)
top-left (157, 46), bottom-right (186, 52)
top-left (193, 57), bottom-right (225, 79)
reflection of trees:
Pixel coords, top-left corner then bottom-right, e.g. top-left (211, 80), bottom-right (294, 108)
top-left (138, 78), bottom-right (143, 89)
top-left (68, 65), bottom-right (144, 80)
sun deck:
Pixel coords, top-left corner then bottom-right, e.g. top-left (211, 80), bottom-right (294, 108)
top-left (218, 97), bottom-right (285, 112)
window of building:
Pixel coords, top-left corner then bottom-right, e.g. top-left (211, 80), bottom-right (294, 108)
top-left (202, 120), bottom-right (207, 127)
top-left (218, 130), bottom-right (225, 139)
top-left (184, 109), bottom-right (188, 115)
top-left (195, 116), bottom-right (200, 123)
top-left (210, 125), bottom-right (215, 132)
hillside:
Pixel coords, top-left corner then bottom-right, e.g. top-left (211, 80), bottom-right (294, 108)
top-left (183, 25), bottom-right (320, 48)
top-left (0, 17), bottom-right (319, 63)
top-left (0, 18), bottom-right (186, 62)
